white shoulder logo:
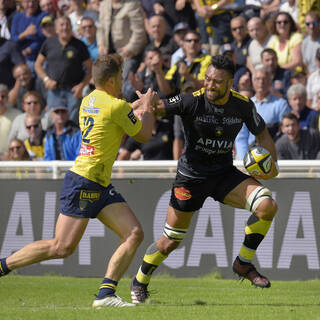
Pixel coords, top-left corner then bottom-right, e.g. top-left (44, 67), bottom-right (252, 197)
top-left (88, 96), bottom-right (95, 107)
top-left (168, 95), bottom-right (181, 104)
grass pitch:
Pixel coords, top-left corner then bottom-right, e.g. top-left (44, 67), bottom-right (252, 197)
top-left (0, 274), bottom-right (319, 320)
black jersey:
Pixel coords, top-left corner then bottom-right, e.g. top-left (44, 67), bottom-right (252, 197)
top-left (164, 88), bottom-right (266, 177)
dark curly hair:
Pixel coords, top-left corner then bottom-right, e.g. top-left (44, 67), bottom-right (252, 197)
top-left (211, 55), bottom-right (235, 78)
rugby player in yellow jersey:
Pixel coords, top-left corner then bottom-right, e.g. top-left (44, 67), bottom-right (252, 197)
top-left (0, 54), bottom-right (156, 308)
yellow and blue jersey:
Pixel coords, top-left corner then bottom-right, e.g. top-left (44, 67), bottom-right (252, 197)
top-left (71, 89), bottom-right (142, 187)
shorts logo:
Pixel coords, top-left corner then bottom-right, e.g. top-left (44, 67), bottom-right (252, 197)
top-left (168, 95), bottom-right (181, 104)
top-left (128, 110), bottom-right (137, 124)
top-left (80, 190), bottom-right (101, 203)
top-left (174, 187), bottom-right (192, 201)
top-left (109, 187), bottom-right (117, 196)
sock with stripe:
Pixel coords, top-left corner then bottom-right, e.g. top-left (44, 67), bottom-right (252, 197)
top-left (135, 242), bottom-right (167, 286)
top-left (239, 215), bottom-right (272, 264)
top-left (0, 258), bottom-right (11, 277)
top-left (96, 278), bottom-right (118, 298)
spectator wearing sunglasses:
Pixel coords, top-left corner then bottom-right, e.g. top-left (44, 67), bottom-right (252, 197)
top-left (24, 114), bottom-right (46, 160)
top-left (302, 11), bottom-right (320, 75)
top-left (156, 30), bottom-right (212, 97)
top-left (8, 90), bottom-right (50, 143)
top-left (268, 11), bottom-right (303, 70)
top-left (229, 15), bottom-right (251, 68)
top-left (7, 138), bottom-right (30, 161)
top-left (44, 103), bottom-right (81, 161)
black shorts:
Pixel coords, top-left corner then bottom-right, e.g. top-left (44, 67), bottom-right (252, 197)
top-left (60, 171), bottom-right (125, 219)
top-left (169, 166), bottom-right (249, 212)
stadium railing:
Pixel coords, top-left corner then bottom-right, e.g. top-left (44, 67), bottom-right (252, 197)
top-left (0, 160), bottom-right (320, 179)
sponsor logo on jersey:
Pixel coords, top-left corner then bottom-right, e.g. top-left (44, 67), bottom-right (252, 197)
top-left (79, 144), bottom-right (95, 156)
top-left (174, 187), bottom-right (192, 200)
top-left (222, 117), bottom-right (242, 125)
top-left (196, 115), bottom-right (219, 124)
top-left (128, 109), bottom-right (137, 124)
top-left (195, 137), bottom-right (233, 154)
top-left (83, 106), bottom-right (99, 114)
top-left (168, 95), bottom-right (181, 104)
top-left (197, 137), bottom-right (232, 148)
top-left (83, 96), bottom-right (100, 114)
top-left (80, 190), bottom-right (101, 203)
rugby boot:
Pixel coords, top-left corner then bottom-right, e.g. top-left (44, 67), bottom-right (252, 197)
top-left (130, 277), bottom-right (150, 303)
top-left (92, 294), bottom-right (135, 308)
top-left (232, 256), bottom-right (271, 288)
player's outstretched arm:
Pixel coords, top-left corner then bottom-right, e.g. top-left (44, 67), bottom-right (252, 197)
top-left (255, 127), bottom-right (279, 179)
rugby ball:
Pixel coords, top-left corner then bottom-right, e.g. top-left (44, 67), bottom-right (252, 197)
top-left (243, 146), bottom-right (272, 176)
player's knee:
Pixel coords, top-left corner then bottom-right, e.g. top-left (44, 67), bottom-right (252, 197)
top-left (256, 198), bottom-right (278, 220)
top-left (53, 240), bottom-right (76, 258)
top-left (126, 225), bottom-right (144, 247)
top-left (158, 223), bottom-right (188, 255)
top-left (157, 236), bottom-right (180, 255)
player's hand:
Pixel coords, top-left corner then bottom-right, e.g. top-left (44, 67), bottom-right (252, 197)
top-left (250, 161), bottom-right (279, 180)
top-left (134, 88), bottom-right (157, 113)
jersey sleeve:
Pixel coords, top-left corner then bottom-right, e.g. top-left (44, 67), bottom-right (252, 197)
top-left (243, 100), bottom-right (266, 136)
top-left (111, 99), bottom-right (142, 137)
top-left (163, 93), bottom-right (197, 116)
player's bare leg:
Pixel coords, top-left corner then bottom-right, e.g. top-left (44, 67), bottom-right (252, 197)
top-left (92, 202), bottom-right (143, 308)
top-left (224, 177), bottom-right (277, 288)
top-left (98, 202), bottom-right (143, 281)
top-left (2, 214), bottom-right (89, 273)
top-left (131, 206), bottom-right (194, 303)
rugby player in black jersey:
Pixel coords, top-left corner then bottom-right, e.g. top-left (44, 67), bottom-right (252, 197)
top-left (130, 55), bottom-right (280, 303)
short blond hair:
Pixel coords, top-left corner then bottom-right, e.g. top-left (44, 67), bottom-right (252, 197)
top-left (92, 54), bottom-right (123, 87)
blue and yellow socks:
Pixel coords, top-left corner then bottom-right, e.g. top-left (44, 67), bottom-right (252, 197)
top-left (0, 258), bottom-right (11, 277)
top-left (96, 278), bottom-right (118, 298)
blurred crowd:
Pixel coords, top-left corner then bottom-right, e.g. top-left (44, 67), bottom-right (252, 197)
top-left (1, 0), bottom-right (320, 162)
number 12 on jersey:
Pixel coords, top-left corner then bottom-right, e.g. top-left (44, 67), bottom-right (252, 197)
top-left (82, 116), bottom-right (94, 143)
